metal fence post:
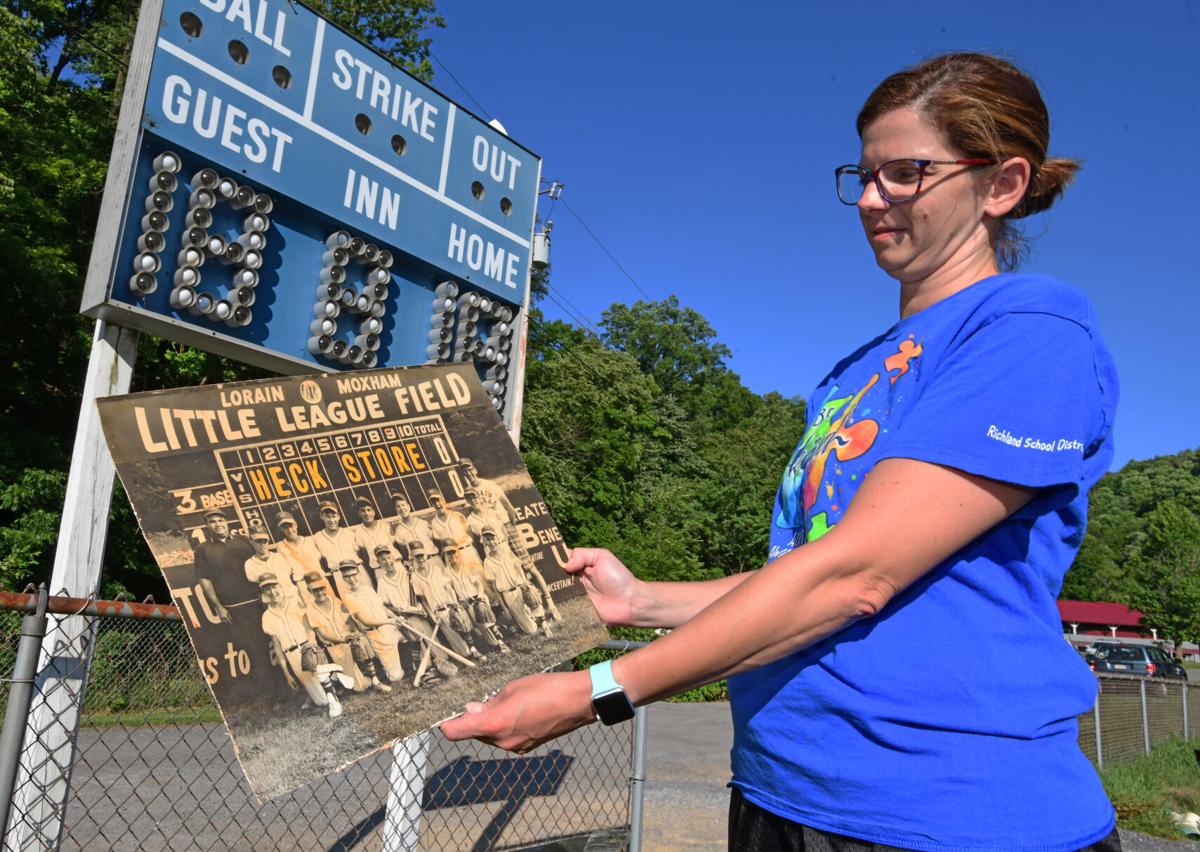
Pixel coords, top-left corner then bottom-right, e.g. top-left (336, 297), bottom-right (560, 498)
top-left (1093, 694), bottom-right (1103, 769)
top-left (628, 704), bottom-right (648, 852)
top-left (1140, 679), bottom-right (1150, 755)
top-left (0, 586), bottom-right (48, 839)
top-left (1184, 683), bottom-right (1189, 741)
top-left (382, 731), bottom-right (431, 852)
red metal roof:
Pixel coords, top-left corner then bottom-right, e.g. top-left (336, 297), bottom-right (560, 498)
top-left (1057, 600), bottom-right (1144, 627)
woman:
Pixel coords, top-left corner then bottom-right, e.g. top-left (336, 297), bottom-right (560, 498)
top-left (443, 52), bottom-right (1118, 851)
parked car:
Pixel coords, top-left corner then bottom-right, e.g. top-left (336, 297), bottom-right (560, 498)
top-left (1091, 643), bottom-right (1188, 680)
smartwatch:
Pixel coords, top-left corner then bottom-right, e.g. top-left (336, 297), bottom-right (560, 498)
top-left (588, 659), bottom-right (636, 725)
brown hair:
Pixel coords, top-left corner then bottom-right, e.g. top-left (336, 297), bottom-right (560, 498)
top-left (857, 52), bottom-right (1079, 269)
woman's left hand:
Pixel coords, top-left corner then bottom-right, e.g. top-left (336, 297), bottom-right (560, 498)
top-left (440, 669), bottom-right (596, 753)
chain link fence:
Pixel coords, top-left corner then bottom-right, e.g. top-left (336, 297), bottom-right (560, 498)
top-left (1077, 674), bottom-right (1195, 769)
top-left (0, 594), bottom-right (641, 851)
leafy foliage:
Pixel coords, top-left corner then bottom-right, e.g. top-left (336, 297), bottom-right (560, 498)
top-left (523, 299), bottom-right (806, 582)
top-left (1063, 449), bottom-right (1200, 642)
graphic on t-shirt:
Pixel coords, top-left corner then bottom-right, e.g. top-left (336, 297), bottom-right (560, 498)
top-left (774, 389), bottom-right (853, 531)
top-left (774, 338), bottom-right (925, 548)
top-left (884, 338), bottom-right (923, 383)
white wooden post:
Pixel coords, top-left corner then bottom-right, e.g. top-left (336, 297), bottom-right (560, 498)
top-left (382, 731), bottom-right (432, 852)
top-left (8, 321), bottom-right (137, 850)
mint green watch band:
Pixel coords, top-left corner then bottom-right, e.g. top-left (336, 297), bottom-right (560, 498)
top-left (589, 659), bottom-right (621, 695)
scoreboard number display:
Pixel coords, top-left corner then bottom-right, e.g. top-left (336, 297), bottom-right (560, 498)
top-left (81, 0), bottom-right (541, 421)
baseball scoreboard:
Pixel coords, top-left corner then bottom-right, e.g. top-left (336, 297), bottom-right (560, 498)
top-left (80, 0), bottom-right (541, 419)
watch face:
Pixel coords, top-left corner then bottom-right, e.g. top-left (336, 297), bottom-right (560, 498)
top-left (592, 689), bottom-right (635, 725)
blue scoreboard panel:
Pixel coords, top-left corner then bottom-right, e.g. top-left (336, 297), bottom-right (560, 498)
top-left (81, 0), bottom-right (540, 417)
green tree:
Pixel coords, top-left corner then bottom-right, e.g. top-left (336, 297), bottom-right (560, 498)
top-left (1127, 501), bottom-right (1200, 643)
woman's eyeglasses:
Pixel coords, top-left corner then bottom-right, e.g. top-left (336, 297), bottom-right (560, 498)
top-left (835, 158), bottom-right (994, 205)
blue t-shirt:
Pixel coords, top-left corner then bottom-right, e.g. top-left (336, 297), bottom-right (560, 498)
top-left (728, 273), bottom-right (1119, 850)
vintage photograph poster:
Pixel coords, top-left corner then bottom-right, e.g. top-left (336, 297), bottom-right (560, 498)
top-left (97, 364), bottom-right (609, 799)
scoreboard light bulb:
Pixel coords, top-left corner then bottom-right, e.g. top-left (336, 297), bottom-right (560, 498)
top-left (498, 335), bottom-right (512, 352)
top-left (482, 345), bottom-right (497, 362)
top-left (369, 282), bottom-right (388, 301)
top-left (177, 246), bottom-right (204, 268)
top-left (311, 317), bottom-right (336, 336)
top-left (233, 268), bottom-right (258, 287)
top-left (320, 266), bottom-right (346, 285)
top-left (253, 193), bottom-right (274, 214)
top-left (370, 267), bottom-right (389, 285)
top-left (362, 243), bottom-right (379, 262)
top-left (170, 286), bottom-right (197, 310)
top-left (348, 236), bottom-right (365, 256)
top-left (325, 231), bottom-right (350, 249)
top-left (454, 350), bottom-right (473, 363)
top-left (426, 342), bottom-right (448, 359)
top-left (498, 306), bottom-right (513, 323)
top-left (369, 300), bottom-right (386, 318)
top-left (316, 282), bottom-right (341, 301)
top-left (362, 316), bottom-right (383, 335)
top-left (376, 250), bottom-right (393, 269)
top-left (479, 297), bottom-right (493, 314)
top-left (331, 339), bottom-right (348, 358)
top-left (355, 294), bottom-right (371, 312)
top-left (145, 191), bottom-right (173, 213)
top-left (185, 226), bottom-right (208, 248)
top-left (428, 328), bottom-right (451, 344)
top-left (347, 344), bottom-right (363, 364)
top-left (240, 231), bottom-right (266, 250)
top-left (436, 297), bottom-right (455, 313)
top-left (431, 312), bottom-right (454, 329)
top-left (191, 292), bottom-right (215, 315)
top-left (492, 396), bottom-right (504, 410)
top-left (189, 188), bottom-right (216, 209)
top-left (232, 184), bottom-right (256, 208)
top-left (228, 305), bottom-right (252, 326)
top-left (245, 213), bottom-right (269, 232)
top-left (222, 241), bottom-right (245, 264)
top-left (322, 248), bottom-right (349, 267)
top-left (463, 307), bottom-right (480, 323)
top-left (134, 252), bottom-right (161, 273)
top-left (339, 289), bottom-right (357, 308)
top-left (185, 207), bottom-right (213, 229)
top-left (434, 281), bottom-right (458, 299)
top-left (152, 151), bottom-right (181, 173)
top-left (315, 300), bottom-right (340, 319)
top-left (129, 272), bottom-right (157, 295)
top-left (216, 178), bottom-right (237, 199)
top-left (495, 351), bottom-right (508, 366)
top-left (137, 231), bottom-right (165, 253)
top-left (361, 351), bottom-right (377, 368)
top-left (213, 299), bottom-right (233, 320)
top-left (308, 334), bottom-right (333, 355)
top-left (233, 286), bottom-right (255, 306)
top-left (485, 366), bottom-right (508, 381)
top-left (190, 168), bottom-right (219, 190)
top-left (140, 210), bottom-right (169, 233)
top-left (495, 321), bottom-right (510, 336)
top-left (205, 234), bottom-right (227, 256)
top-left (363, 333), bottom-right (380, 351)
top-left (242, 250), bottom-right (262, 269)
top-left (455, 321), bottom-right (477, 337)
top-left (173, 267), bottom-right (199, 287)
top-left (457, 292), bottom-right (480, 308)
top-left (150, 171), bottom-right (178, 193)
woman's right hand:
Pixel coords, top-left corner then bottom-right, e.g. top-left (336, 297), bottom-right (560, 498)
top-left (564, 548), bottom-right (640, 626)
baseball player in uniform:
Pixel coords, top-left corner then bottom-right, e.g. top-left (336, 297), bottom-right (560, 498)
top-left (338, 559), bottom-right (401, 688)
top-left (258, 573), bottom-right (341, 718)
top-left (302, 572), bottom-right (370, 692)
top-left (306, 501), bottom-right (360, 599)
top-left (389, 492), bottom-right (436, 562)
top-left (409, 542), bottom-right (475, 661)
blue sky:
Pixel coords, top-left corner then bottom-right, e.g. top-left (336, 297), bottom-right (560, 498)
top-left (427, 1), bottom-right (1198, 469)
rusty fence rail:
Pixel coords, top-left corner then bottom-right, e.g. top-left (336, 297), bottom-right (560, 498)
top-left (0, 588), bottom-right (645, 851)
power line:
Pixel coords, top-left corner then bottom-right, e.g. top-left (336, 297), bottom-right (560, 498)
top-left (427, 50), bottom-right (491, 119)
top-left (543, 289), bottom-right (601, 337)
top-left (558, 197), bottom-right (654, 302)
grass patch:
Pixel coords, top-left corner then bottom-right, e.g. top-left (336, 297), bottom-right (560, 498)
top-left (1100, 738), bottom-right (1200, 838)
top-left (81, 707), bottom-right (222, 727)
